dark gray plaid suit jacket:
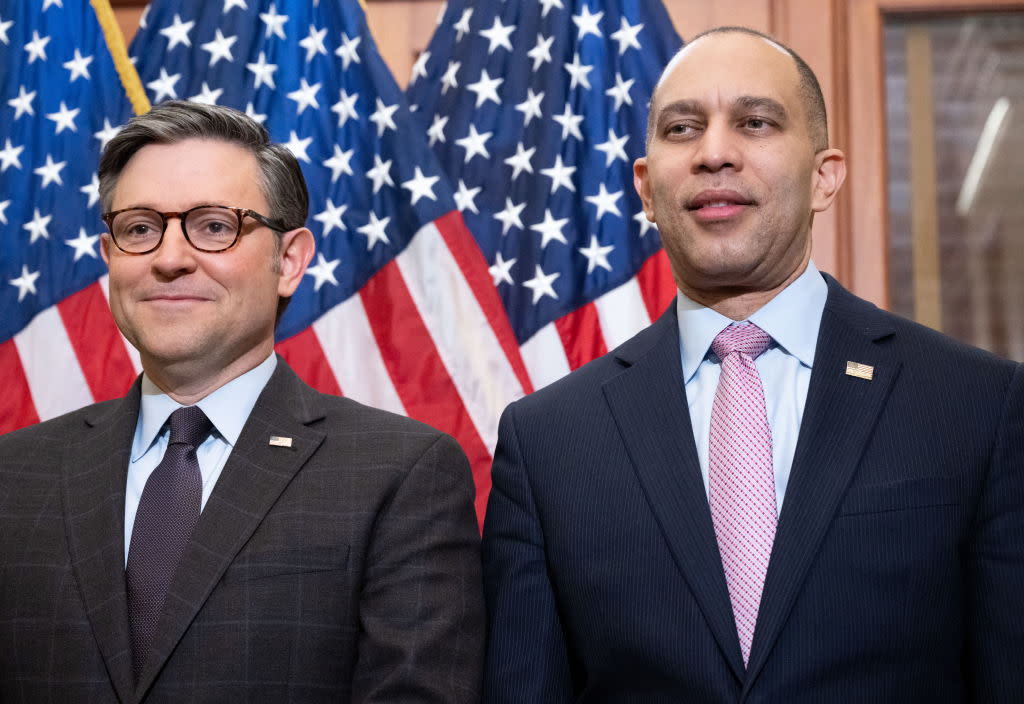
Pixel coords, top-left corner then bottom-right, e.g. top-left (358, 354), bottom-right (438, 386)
top-left (0, 357), bottom-right (485, 703)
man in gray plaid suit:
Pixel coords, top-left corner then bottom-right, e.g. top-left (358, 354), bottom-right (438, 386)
top-left (0, 101), bottom-right (484, 703)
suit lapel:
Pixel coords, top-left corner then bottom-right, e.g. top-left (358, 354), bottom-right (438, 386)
top-left (61, 384), bottom-right (141, 704)
top-left (744, 277), bottom-right (901, 686)
top-left (602, 307), bottom-right (746, 680)
top-left (135, 361), bottom-right (326, 696)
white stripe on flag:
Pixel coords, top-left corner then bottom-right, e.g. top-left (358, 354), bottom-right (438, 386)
top-left (312, 295), bottom-right (407, 416)
top-left (595, 277), bottom-right (652, 351)
top-left (397, 220), bottom-right (525, 452)
top-left (14, 306), bottom-right (94, 421)
top-left (519, 322), bottom-right (572, 392)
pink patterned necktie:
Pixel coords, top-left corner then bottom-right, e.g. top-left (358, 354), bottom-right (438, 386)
top-left (709, 322), bottom-right (776, 667)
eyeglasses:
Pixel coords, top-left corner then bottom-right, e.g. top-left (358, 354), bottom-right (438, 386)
top-left (101, 205), bottom-right (287, 255)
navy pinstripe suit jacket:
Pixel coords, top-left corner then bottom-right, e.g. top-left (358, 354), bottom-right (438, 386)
top-left (482, 274), bottom-right (1024, 703)
top-left (0, 358), bottom-right (485, 703)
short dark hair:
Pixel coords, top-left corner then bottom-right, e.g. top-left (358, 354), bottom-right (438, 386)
top-left (98, 100), bottom-right (309, 323)
top-left (646, 26), bottom-right (829, 152)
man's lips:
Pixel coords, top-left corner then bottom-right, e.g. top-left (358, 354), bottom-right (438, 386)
top-left (141, 293), bottom-right (212, 304)
top-left (686, 190), bottom-right (753, 221)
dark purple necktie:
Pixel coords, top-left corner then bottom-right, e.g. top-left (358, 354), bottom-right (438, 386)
top-left (125, 405), bottom-right (211, 678)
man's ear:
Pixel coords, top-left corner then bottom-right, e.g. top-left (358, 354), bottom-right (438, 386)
top-left (811, 148), bottom-right (847, 213)
top-left (633, 157), bottom-right (656, 224)
top-left (277, 227), bottom-right (316, 297)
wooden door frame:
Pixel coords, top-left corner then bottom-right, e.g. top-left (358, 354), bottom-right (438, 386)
top-left (840, 0), bottom-right (1024, 308)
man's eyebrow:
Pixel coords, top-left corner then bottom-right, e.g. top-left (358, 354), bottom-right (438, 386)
top-left (732, 95), bottom-right (788, 121)
top-left (655, 99), bottom-right (705, 123)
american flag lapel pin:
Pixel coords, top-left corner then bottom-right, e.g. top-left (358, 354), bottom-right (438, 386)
top-left (269, 436), bottom-right (293, 448)
top-left (845, 361), bottom-right (874, 380)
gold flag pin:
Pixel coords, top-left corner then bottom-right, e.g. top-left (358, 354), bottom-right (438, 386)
top-left (845, 361), bottom-right (874, 380)
top-left (269, 436), bottom-right (293, 448)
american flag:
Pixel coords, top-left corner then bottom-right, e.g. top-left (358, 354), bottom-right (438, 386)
top-left (407, 0), bottom-right (683, 388)
top-left (2, 0), bottom-right (534, 523)
top-left (0, 2), bottom-right (139, 432)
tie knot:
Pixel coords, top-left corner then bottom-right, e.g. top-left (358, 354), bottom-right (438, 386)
top-left (167, 406), bottom-right (212, 448)
top-left (712, 322), bottom-right (771, 360)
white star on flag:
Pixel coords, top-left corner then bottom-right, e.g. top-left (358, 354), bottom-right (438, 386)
top-left (160, 13), bottom-right (194, 49)
top-left (540, 155), bottom-right (576, 194)
top-left (286, 78), bottom-right (321, 114)
top-left (578, 235), bottom-right (615, 273)
top-left (299, 24), bottom-right (327, 62)
top-left (523, 265), bottom-right (559, 303)
top-left (572, 6), bottom-right (603, 41)
top-left (147, 68), bottom-right (181, 101)
top-left (23, 209), bottom-right (52, 243)
top-left (330, 89), bottom-right (359, 126)
top-left (305, 253), bottom-right (340, 291)
top-left (357, 211), bottom-right (390, 249)
top-left (46, 102), bottom-right (80, 134)
top-left (323, 145), bottom-right (354, 182)
top-left (479, 17), bottom-right (515, 54)
top-left (80, 174), bottom-right (100, 208)
top-left (595, 129), bottom-right (629, 166)
top-left (0, 139), bottom-right (24, 172)
top-left (63, 49), bottom-right (94, 81)
top-left (259, 3), bottom-right (288, 39)
top-left (246, 51), bottom-right (278, 89)
top-left (8, 86), bottom-right (36, 119)
top-left (283, 131), bottom-right (312, 162)
top-left (10, 265), bottom-right (41, 302)
top-left (455, 124), bottom-right (491, 163)
top-left (532, 209), bottom-right (569, 248)
top-left (313, 199), bottom-right (348, 236)
top-left (65, 228), bottom-right (100, 261)
top-left (369, 98), bottom-right (399, 136)
top-left (427, 114), bottom-right (448, 146)
top-left (34, 155), bottom-right (66, 188)
top-left (489, 251), bottom-right (516, 286)
top-left (467, 69), bottom-right (502, 108)
top-left (365, 154), bottom-right (394, 193)
top-left (610, 17), bottom-right (643, 55)
top-left (335, 32), bottom-right (361, 69)
top-left (585, 183), bottom-right (623, 220)
top-left (401, 167), bottom-right (440, 205)
top-left (494, 197), bottom-right (526, 235)
top-left (504, 143), bottom-right (536, 181)
top-left (453, 180), bottom-right (481, 213)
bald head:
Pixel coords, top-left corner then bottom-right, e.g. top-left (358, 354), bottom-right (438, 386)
top-left (646, 27), bottom-right (829, 153)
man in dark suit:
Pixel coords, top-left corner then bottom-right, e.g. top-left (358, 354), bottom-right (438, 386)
top-left (482, 27), bottom-right (1024, 702)
top-left (0, 101), bottom-right (484, 703)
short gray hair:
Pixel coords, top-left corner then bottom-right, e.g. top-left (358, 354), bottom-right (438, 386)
top-left (98, 100), bottom-right (309, 230)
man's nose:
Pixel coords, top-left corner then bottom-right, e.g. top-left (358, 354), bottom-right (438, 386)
top-left (691, 120), bottom-right (741, 173)
top-left (150, 217), bottom-right (198, 273)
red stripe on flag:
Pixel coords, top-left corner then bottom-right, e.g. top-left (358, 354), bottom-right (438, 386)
top-left (0, 339), bottom-right (40, 433)
top-left (57, 282), bottom-right (137, 402)
top-left (433, 210), bottom-right (534, 395)
top-left (554, 303), bottom-right (608, 371)
top-left (276, 327), bottom-right (344, 397)
top-left (360, 260), bottom-right (493, 525)
top-left (637, 249), bottom-right (677, 322)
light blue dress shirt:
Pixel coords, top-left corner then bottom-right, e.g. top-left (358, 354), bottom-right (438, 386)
top-left (677, 262), bottom-right (827, 514)
top-left (124, 353), bottom-right (277, 566)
